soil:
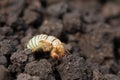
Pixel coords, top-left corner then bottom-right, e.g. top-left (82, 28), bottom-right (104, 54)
top-left (0, 0), bottom-right (120, 80)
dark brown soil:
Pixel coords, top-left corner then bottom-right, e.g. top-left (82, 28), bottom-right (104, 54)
top-left (0, 0), bottom-right (120, 80)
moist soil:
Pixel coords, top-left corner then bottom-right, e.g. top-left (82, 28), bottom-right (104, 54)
top-left (0, 0), bottom-right (120, 80)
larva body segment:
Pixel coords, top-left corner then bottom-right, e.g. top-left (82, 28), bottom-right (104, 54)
top-left (27, 34), bottom-right (66, 59)
top-left (46, 36), bottom-right (56, 44)
top-left (52, 39), bottom-right (61, 47)
top-left (27, 35), bottom-right (45, 52)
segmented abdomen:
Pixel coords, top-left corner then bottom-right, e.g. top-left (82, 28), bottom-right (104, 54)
top-left (27, 34), bottom-right (62, 51)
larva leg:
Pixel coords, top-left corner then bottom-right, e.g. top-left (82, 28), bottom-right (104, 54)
top-left (39, 40), bottom-right (53, 52)
top-left (50, 48), bottom-right (59, 59)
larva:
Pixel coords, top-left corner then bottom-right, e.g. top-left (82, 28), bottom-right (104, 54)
top-left (27, 34), bottom-right (66, 59)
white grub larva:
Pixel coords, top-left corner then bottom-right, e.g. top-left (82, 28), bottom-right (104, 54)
top-left (27, 34), bottom-right (67, 59)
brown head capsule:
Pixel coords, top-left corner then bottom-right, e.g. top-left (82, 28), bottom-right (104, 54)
top-left (27, 34), bottom-right (68, 59)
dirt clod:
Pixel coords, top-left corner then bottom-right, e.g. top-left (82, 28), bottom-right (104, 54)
top-left (39, 19), bottom-right (63, 37)
top-left (57, 54), bottom-right (92, 80)
top-left (0, 40), bottom-right (18, 56)
top-left (0, 65), bottom-right (12, 80)
top-left (25, 59), bottom-right (55, 80)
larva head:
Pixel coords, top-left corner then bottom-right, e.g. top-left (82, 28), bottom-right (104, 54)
top-left (51, 44), bottom-right (65, 59)
top-left (56, 44), bottom-right (65, 57)
top-left (50, 52), bottom-right (60, 59)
